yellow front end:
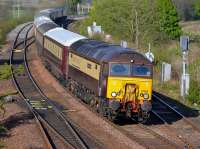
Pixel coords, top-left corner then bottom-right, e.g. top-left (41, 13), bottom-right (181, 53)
top-left (106, 77), bottom-right (152, 104)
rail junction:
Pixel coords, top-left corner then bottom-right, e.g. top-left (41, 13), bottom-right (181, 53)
top-left (9, 23), bottom-right (99, 149)
top-left (5, 7), bottom-right (200, 149)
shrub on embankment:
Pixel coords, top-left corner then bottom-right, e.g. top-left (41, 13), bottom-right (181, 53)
top-left (0, 16), bottom-right (32, 45)
top-left (72, 0), bottom-right (200, 107)
top-left (187, 80), bottom-right (200, 105)
top-left (79, 0), bottom-right (181, 48)
top-left (0, 63), bottom-right (12, 80)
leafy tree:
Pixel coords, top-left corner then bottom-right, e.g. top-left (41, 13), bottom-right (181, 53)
top-left (187, 80), bottom-right (200, 104)
top-left (156, 0), bottom-right (182, 39)
top-left (0, 29), bottom-right (3, 44)
top-left (172, 0), bottom-right (195, 21)
top-left (194, 1), bottom-right (200, 18)
top-left (66, 0), bottom-right (81, 14)
top-left (89, 0), bottom-right (160, 46)
top-left (89, 0), bottom-right (129, 38)
top-left (86, 0), bottom-right (181, 47)
top-left (0, 16), bottom-right (32, 44)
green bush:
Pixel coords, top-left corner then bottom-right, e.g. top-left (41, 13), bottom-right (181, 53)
top-left (0, 125), bottom-right (7, 134)
top-left (187, 80), bottom-right (200, 104)
top-left (152, 46), bottom-right (180, 64)
top-left (0, 63), bottom-right (12, 80)
top-left (91, 33), bottom-right (104, 41)
top-left (14, 65), bottom-right (25, 75)
top-left (0, 16), bottom-right (32, 44)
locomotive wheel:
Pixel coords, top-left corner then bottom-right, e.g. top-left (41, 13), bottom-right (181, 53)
top-left (137, 110), bottom-right (149, 124)
top-left (95, 100), bottom-right (100, 113)
top-left (89, 97), bottom-right (96, 108)
top-left (69, 83), bottom-right (74, 92)
top-left (95, 99), bottom-right (104, 115)
top-left (140, 111), bottom-right (150, 124)
top-left (125, 103), bottom-right (132, 118)
top-left (108, 109), bottom-right (117, 122)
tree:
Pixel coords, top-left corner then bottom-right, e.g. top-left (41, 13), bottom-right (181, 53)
top-left (157, 0), bottom-right (182, 39)
top-left (187, 80), bottom-right (200, 104)
top-left (89, 0), bottom-right (161, 47)
top-left (194, 1), bottom-right (200, 19)
top-left (86, 0), bottom-right (181, 48)
top-left (66, 0), bottom-right (81, 14)
top-left (172, 0), bottom-right (195, 21)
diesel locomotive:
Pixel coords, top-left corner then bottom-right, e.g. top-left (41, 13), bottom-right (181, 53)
top-left (34, 8), bottom-right (153, 122)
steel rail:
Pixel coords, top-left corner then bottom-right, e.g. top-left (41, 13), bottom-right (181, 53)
top-left (11, 24), bottom-right (74, 149)
top-left (153, 93), bottom-right (200, 132)
top-left (151, 110), bottom-right (193, 149)
top-left (10, 23), bottom-right (89, 149)
top-left (24, 38), bottom-right (89, 149)
top-left (130, 117), bottom-right (182, 149)
top-left (152, 93), bottom-right (200, 149)
top-left (10, 23), bottom-right (54, 149)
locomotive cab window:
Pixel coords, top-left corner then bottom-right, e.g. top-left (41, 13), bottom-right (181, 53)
top-left (110, 63), bottom-right (130, 76)
top-left (131, 65), bottom-right (151, 77)
top-left (109, 63), bottom-right (152, 77)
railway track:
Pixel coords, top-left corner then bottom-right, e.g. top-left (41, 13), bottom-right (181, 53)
top-left (10, 23), bottom-right (92, 149)
top-left (10, 23), bottom-right (54, 149)
top-left (50, 71), bottom-right (200, 149)
top-left (61, 84), bottom-right (182, 149)
top-left (152, 93), bottom-right (200, 149)
top-left (55, 74), bottom-right (185, 148)
top-left (117, 116), bottom-right (182, 149)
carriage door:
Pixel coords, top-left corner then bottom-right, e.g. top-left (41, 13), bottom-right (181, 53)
top-left (61, 47), bottom-right (68, 77)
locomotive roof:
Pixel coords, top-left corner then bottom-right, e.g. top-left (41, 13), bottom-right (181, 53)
top-left (36, 8), bottom-right (64, 20)
top-left (37, 22), bottom-right (58, 34)
top-left (44, 28), bottom-right (87, 47)
top-left (34, 16), bottom-right (53, 27)
top-left (39, 8), bottom-right (64, 14)
top-left (71, 39), bottom-right (151, 63)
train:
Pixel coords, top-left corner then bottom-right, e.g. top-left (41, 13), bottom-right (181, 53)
top-left (34, 8), bottom-right (153, 122)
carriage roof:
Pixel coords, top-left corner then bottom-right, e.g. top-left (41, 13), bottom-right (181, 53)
top-left (44, 27), bottom-right (87, 47)
top-left (37, 22), bottom-right (58, 34)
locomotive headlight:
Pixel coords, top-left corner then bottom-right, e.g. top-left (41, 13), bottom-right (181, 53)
top-left (111, 92), bottom-right (117, 97)
top-left (143, 93), bottom-right (149, 99)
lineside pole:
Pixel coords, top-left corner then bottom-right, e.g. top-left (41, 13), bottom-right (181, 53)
top-left (180, 36), bottom-right (190, 100)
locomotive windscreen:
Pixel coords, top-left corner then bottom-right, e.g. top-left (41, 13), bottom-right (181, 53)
top-left (109, 63), bottom-right (152, 77)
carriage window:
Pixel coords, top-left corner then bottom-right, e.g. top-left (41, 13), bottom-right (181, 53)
top-left (87, 63), bottom-right (92, 69)
top-left (110, 64), bottom-right (130, 76)
top-left (131, 65), bottom-right (151, 77)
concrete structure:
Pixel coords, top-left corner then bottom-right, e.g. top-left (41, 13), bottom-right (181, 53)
top-left (161, 62), bottom-right (171, 82)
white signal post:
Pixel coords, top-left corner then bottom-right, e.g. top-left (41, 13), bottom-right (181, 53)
top-left (145, 43), bottom-right (154, 63)
top-left (180, 36), bottom-right (190, 99)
